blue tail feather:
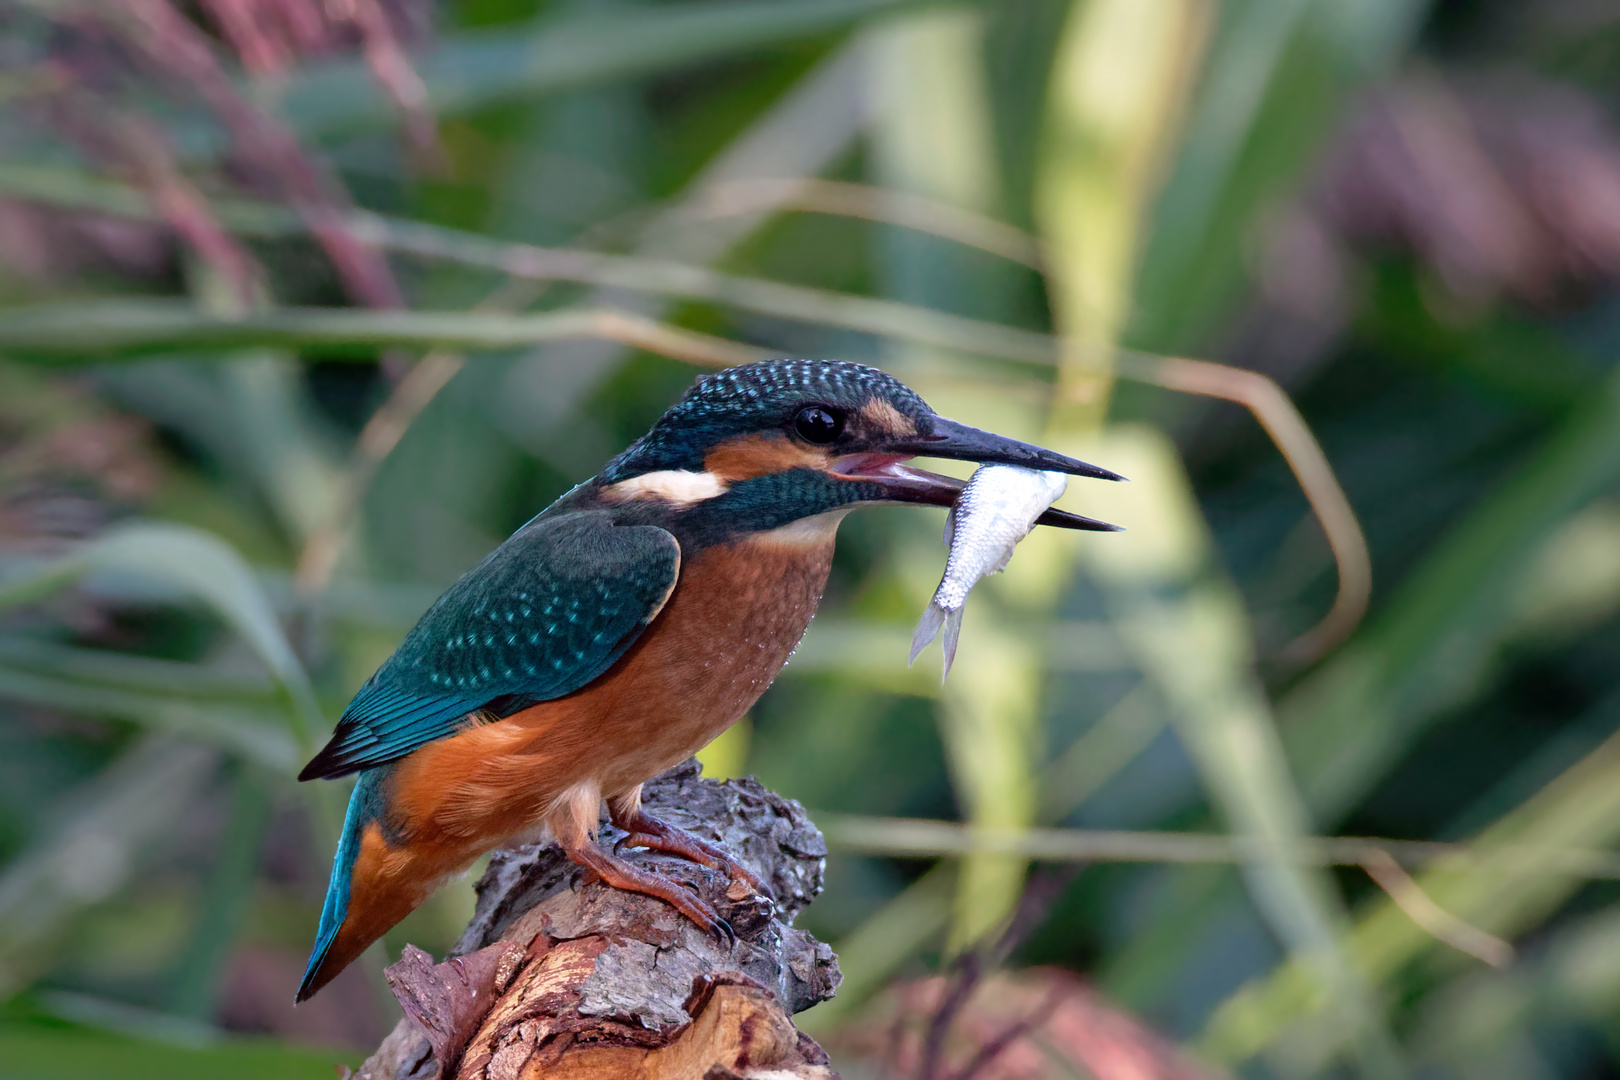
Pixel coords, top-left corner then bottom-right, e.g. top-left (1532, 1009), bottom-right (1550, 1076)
top-left (296, 768), bottom-right (387, 1003)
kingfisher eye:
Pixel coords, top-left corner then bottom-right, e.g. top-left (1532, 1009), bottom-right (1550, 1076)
top-left (792, 406), bottom-right (844, 444)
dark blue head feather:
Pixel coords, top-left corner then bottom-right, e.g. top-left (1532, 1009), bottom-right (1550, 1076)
top-left (601, 359), bottom-right (930, 481)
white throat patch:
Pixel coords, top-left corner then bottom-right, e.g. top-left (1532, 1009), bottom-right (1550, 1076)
top-left (754, 508), bottom-right (850, 548)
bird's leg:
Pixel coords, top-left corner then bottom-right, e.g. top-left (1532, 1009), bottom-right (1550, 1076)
top-left (556, 825), bottom-right (736, 946)
top-left (608, 797), bottom-right (771, 901)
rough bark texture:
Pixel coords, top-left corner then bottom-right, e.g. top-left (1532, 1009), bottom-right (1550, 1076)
top-left (355, 761), bottom-right (842, 1080)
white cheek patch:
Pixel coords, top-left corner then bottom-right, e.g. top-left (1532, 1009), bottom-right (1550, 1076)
top-left (605, 470), bottom-right (728, 506)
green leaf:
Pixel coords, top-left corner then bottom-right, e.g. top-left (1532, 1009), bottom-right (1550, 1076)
top-left (1078, 426), bottom-right (1400, 1071)
top-left (0, 522), bottom-right (323, 750)
top-left (0, 301), bottom-right (585, 361)
top-left (1034, 0), bottom-right (1209, 425)
top-left (165, 765), bottom-right (274, 1020)
top-left (0, 1023), bottom-right (349, 1080)
top-left (0, 637), bottom-right (274, 698)
top-left (264, 0), bottom-right (926, 141)
top-left (0, 280), bottom-right (1056, 367)
top-left (786, 618), bottom-right (1128, 684)
top-left (0, 664), bottom-right (296, 771)
top-left (1130, 0), bottom-right (1430, 350)
top-left (1116, 362), bottom-right (1620, 1051)
top-left (1285, 368), bottom-right (1620, 821)
top-left (0, 738), bottom-right (219, 997)
top-left (1202, 689), bottom-right (1620, 1067)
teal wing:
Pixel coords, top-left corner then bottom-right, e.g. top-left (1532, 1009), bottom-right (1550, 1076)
top-left (298, 511), bottom-right (680, 780)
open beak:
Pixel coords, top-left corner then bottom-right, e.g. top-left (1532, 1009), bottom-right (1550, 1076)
top-left (833, 417), bottom-right (1125, 532)
top-left (890, 418), bottom-right (1125, 481)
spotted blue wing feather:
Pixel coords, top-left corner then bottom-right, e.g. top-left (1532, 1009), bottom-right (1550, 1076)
top-left (298, 511), bottom-right (680, 780)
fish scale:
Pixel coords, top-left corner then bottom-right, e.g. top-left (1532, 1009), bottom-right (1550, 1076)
top-left (910, 464), bottom-right (1070, 678)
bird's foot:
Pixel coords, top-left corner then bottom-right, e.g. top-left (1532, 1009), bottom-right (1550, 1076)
top-left (610, 809), bottom-right (772, 902)
top-left (564, 836), bottom-right (736, 947)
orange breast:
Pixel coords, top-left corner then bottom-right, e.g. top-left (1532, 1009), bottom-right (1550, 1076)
top-left (384, 525), bottom-right (837, 849)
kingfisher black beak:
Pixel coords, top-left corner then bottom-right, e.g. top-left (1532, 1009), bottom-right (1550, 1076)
top-left (891, 417), bottom-right (1126, 482)
top-left (832, 417), bottom-right (1125, 532)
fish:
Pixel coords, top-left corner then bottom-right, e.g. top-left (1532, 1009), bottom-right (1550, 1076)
top-left (910, 464), bottom-right (1071, 679)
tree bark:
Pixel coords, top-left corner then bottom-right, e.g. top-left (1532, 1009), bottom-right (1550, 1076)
top-left (354, 760), bottom-right (843, 1080)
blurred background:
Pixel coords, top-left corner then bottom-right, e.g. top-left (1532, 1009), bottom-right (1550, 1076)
top-left (3, 0), bottom-right (1620, 1077)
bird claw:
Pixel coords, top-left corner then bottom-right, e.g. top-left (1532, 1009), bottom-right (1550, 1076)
top-left (564, 838), bottom-right (741, 944)
top-left (611, 813), bottom-right (773, 903)
top-left (614, 834), bottom-right (735, 904)
top-left (716, 856), bottom-right (770, 901)
top-left (673, 900), bottom-right (735, 949)
top-left (654, 889), bottom-right (733, 949)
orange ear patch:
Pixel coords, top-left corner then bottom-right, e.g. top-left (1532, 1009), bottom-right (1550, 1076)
top-left (857, 398), bottom-right (917, 438)
top-left (704, 433), bottom-right (829, 481)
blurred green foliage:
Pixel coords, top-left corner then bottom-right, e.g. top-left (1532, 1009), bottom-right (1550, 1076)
top-left (4, 0), bottom-right (1620, 1076)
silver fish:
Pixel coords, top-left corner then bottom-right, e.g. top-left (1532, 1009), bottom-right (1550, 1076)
top-left (910, 464), bottom-right (1069, 678)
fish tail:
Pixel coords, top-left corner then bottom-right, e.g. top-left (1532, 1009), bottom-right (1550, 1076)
top-left (910, 602), bottom-right (946, 666)
top-left (940, 608), bottom-right (964, 681)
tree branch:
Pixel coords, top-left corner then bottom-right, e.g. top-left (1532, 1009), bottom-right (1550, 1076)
top-left (355, 760), bottom-right (842, 1080)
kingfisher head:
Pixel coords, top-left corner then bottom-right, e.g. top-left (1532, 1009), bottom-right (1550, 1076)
top-left (596, 359), bottom-right (1121, 542)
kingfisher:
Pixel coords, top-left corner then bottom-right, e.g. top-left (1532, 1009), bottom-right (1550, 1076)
top-left (295, 359), bottom-right (1119, 1002)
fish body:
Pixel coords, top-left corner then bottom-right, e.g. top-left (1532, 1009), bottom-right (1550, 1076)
top-left (910, 464), bottom-right (1069, 677)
